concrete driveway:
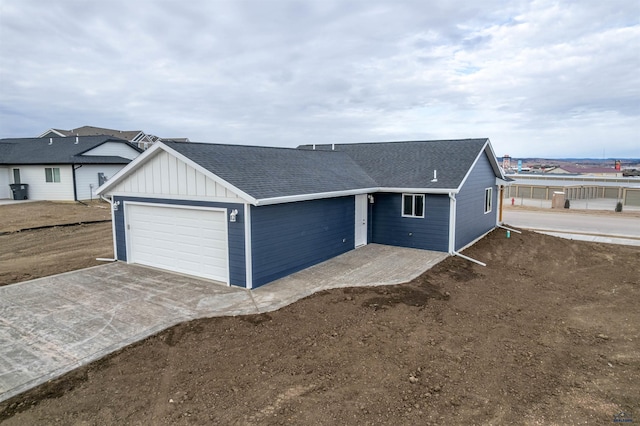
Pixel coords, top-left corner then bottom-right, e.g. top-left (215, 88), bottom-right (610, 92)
top-left (0, 244), bottom-right (447, 403)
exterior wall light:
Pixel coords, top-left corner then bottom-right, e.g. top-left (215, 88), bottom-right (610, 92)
top-left (229, 209), bottom-right (238, 222)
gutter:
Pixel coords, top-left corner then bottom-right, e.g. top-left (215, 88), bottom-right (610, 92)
top-left (72, 164), bottom-right (89, 206)
top-left (101, 195), bottom-right (119, 261)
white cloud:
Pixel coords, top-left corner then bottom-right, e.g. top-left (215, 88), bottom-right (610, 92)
top-left (0, 0), bottom-right (638, 157)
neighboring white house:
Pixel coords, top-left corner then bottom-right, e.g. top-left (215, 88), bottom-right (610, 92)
top-left (0, 136), bottom-right (141, 201)
top-left (38, 126), bottom-right (190, 150)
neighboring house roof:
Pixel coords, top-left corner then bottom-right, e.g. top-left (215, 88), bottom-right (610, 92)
top-left (554, 165), bottom-right (621, 174)
top-left (0, 136), bottom-right (141, 165)
top-left (38, 126), bottom-right (144, 141)
top-left (99, 138), bottom-right (503, 204)
top-left (299, 139), bottom-right (494, 190)
top-left (38, 126), bottom-right (190, 145)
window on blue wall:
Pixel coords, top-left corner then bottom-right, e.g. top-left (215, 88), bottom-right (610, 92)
top-left (484, 188), bottom-right (493, 214)
top-left (402, 194), bottom-right (425, 218)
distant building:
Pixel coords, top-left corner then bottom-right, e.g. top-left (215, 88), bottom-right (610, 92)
top-left (38, 126), bottom-right (189, 150)
top-left (549, 165), bottom-right (623, 177)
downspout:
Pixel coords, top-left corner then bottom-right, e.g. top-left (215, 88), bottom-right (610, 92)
top-left (448, 192), bottom-right (456, 254)
top-left (449, 192), bottom-right (486, 267)
top-left (72, 164), bottom-right (88, 205)
top-left (99, 194), bottom-right (118, 262)
top-left (498, 185), bottom-right (504, 224)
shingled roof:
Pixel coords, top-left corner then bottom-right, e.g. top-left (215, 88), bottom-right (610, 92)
top-left (299, 139), bottom-right (493, 190)
top-left (163, 141), bottom-right (379, 200)
top-left (100, 138), bottom-right (501, 203)
top-left (0, 136), bottom-right (140, 165)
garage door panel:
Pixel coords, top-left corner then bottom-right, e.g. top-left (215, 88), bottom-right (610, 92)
top-left (126, 204), bottom-right (229, 283)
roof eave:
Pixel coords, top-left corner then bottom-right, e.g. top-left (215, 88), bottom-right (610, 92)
top-left (254, 186), bottom-right (459, 206)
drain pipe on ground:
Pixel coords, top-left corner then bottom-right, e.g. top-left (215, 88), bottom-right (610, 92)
top-left (97, 195), bottom-right (117, 262)
top-left (497, 224), bottom-right (522, 234)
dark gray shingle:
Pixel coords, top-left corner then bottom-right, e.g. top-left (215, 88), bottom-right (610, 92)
top-left (299, 139), bottom-right (490, 190)
top-left (163, 142), bottom-right (379, 200)
top-left (0, 136), bottom-right (140, 165)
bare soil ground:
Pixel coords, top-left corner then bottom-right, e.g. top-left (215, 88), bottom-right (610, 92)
top-left (0, 201), bottom-right (113, 286)
top-left (1, 227), bottom-right (638, 425)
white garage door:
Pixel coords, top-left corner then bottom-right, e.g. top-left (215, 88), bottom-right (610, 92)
top-left (126, 203), bottom-right (229, 283)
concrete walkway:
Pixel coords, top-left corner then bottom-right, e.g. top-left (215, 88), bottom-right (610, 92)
top-left (0, 244), bottom-right (447, 403)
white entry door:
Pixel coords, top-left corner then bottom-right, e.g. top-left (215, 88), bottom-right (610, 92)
top-left (354, 194), bottom-right (368, 247)
top-left (126, 203), bottom-right (229, 283)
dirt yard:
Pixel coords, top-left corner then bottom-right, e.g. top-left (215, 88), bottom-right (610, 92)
top-left (1, 227), bottom-right (638, 425)
top-left (0, 201), bottom-right (113, 286)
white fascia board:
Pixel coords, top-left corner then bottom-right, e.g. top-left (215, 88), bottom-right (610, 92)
top-left (378, 187), bottom-right (459, 194)
top-left (106, 191), bottom-right (246, 204)
top-left (255, 188), bottom-right (379, 206)
top-left (159, 143), bottom-right (257, 204)
top-left (483, 139), bottom-right (506, 180)
top-left (254, 187), bottom-right (458, 206)
top-left (456, 139), bottom-right (492, 191)
top-left (37, 128), bottom-right (66, 138)
top-left (95, 142), bottom-right (165, 195)
top-left (496, 177), bottom-right (513, 186)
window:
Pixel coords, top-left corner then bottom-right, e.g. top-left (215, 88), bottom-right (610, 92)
top-left (12, 168), bottom-right (20, 184)
top-left (484, 188), bottom-right (493, 214)
top-left (402, 194), bottom-right (425, 218)
top-left (45, 167), bottom-right (61, 183)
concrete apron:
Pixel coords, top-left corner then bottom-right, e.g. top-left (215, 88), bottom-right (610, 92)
top-left (0, 243), bottom-right (447, 403)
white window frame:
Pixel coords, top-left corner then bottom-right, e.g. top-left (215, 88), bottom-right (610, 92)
top-left (45, 167), bottom-right (61, 183)
top-left (484, 187), bottom-right (493, 214)
top-left (402, 193), bottom-right (425, 218)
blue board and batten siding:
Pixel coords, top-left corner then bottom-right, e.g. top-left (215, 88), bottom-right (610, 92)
top-left (112, 196), bottom-right (247, 287)
top-left (454, 152), bottom-right (498, 250)
top-left (250, 196), bottom-right (355, 288)
top-left (371, 193), bottom-right (449, 252)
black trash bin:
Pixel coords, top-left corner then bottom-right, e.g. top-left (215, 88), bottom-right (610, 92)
top-left (9, 183), bottom-right (29, 200)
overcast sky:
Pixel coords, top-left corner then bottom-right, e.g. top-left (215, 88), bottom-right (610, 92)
top-left (1, 0), bottom-right (638, 158)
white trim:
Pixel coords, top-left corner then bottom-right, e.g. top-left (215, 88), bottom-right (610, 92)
top-left (256, 187), bottom-right (457, 206)
top-left (107, 191), bottom-right (242, 204)
top-left (401, 193), bottom-right (425, 218)
top-left (37, 128), bottom-right (66, 138)
top-left (255, 187), bottom-right (379, 205)
top-left (123, 201), bottom-right (230, 285)
top-left (96, 142), bottom-right (165, 194)
top-left (448, 192), bottom-right (456, 253)
top-left (244, 203), bottom-right (253, 289)
top-left (457, 140), bottom-right (488, 191)
top-left (483, 139), bottom-right (506, 180)
top-left (96, 142), bottom-right (256, 204)
top-left (379, 187), bottom-right (458, 194)
top-left (484, 187), bottom-right (493, 214)
top-left (104, 195), bottom-right (118, 259)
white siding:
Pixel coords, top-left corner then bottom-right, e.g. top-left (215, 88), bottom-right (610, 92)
top-left (75, 164), bottom-right (127, 200)
top-left (111, 151), bottom-right (242, 202)
top-left (0, 167), bottom-right (10, 199)
top-left (10, 165), bottom-right (74, 200)
top-left (82, 142), bottom-right (140, 160)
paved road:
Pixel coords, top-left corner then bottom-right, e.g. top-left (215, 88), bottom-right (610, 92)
top-left (503, 210), bottom-right (640, 238)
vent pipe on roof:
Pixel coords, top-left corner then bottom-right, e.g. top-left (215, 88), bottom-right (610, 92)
top-left (49, 138), bottom-right (53, 145)
top-left (431, 170), bottom-right (438, 182)
top-left (332, 143), bottom-right (335, 151)
top-left (75, 136), bottom-right (79, 144)
top-left (312, 144), bottom-right (316, 150)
